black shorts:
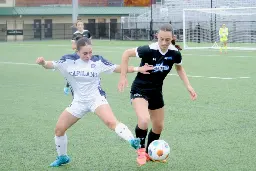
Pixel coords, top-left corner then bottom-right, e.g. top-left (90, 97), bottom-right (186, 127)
top-left (130, 91), bottom-right (164, 110)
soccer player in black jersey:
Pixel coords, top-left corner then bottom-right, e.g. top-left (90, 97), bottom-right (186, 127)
top-left (118, 23), bottom-right (197, 166)
top-left (71, 20), bottom-right (91, 50)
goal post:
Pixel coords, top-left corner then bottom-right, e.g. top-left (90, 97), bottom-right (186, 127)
top-left (182, 7), bottom-right (256, 50)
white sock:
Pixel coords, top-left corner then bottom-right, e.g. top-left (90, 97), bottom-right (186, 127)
top-left (54, 134), bottom-right (67, 156)
top-left (115, 123), bottom-right (135, 141)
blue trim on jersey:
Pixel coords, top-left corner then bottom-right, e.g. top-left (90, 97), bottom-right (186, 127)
top-left (60, 53), bottom-right (79, 98)
top-left (91, 55), bottom-right (114, 66)
top-left (97, 81), bottom-right (106, 98)
top-left (98, 86), bottom-right (106, 98)
top-left (60, 53), bottom-right (80, 61)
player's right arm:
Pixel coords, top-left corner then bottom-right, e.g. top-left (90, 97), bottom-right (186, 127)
top-left (36, 57), bottom-right (54, 69)
top-left (118, 45), bottom-right (150, 92)
top-left (36, 57), bottom-right (66, 70)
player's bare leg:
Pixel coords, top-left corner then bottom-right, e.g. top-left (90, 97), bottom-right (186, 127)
top-left (94, 104), bottom-right (141, 150)
top-left (132, 98), bottom-right (150, 166)
top-left (224, 41), bottom-right (227, 53)
top-left (220, 41), bottom-right (223, 53)
top-left (50, 110), bottom-right (80, 167)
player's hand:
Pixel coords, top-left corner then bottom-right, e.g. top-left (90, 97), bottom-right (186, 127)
top-left (138, 63), bottom-right (154, 74)
top-left (187, 85), bottom-right (197, 100)
top-left (118, 76), bottom-right (128, 92)
top-left (36, 57), bottom-right (46, 65)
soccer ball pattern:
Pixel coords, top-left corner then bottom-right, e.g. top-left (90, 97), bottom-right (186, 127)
top-left (148, 140), bottom-right (170, 161)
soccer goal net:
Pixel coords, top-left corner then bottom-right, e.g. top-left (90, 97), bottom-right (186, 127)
top-left (183, 7), bottom-right (256, 50)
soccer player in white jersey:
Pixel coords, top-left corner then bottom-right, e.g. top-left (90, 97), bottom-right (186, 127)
top-left (118, 24), bottom-right (197, 166)
top-left (64, 20), bottom-right (92, 95)
top-left (36, 37), bottom-right (154, 167)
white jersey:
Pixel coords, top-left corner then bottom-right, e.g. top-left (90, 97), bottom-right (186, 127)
top-left (52, 55), bottom-right (117, 102)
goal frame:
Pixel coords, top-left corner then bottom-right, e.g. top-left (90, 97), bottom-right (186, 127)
top-left (182, 7), bottom-right (256, 50)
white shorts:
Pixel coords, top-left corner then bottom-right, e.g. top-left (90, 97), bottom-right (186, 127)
top-left (66, 94), bottom-right (108, 118)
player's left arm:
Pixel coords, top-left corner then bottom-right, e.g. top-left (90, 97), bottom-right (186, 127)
top-left (219, 28), bottom-right (224, 38)
top-left (174, 52), bottom-right (197, 100)
top-left (175, 65), bottom-right (191, 89)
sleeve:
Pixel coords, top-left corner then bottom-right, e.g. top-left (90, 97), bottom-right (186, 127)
top-left (174, 51), bottom-right (182, 65)
top-left (52, 59), bottom-right (67, 71)
top-left (87, 31), bottom-right (91, 39)
top-left (135, 45), bottom-right (151, 59)
top-left (71, 33), bottom-right (77, 41)
top-left (99, 56), bottom-right (117, 74)
top-left (59, 55), bottom-right (66, 61)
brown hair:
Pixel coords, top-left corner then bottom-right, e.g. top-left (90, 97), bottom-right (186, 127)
top-left (76, 20), bottom-right (83, 26)
top-left (159, 23), bottom-right (173, 33)
top-left (76, 37), bottom-right (92, 51)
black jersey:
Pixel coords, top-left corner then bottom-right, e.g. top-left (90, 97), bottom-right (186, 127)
top-left (72, 30), bottom-right (91, 41)
top-left (131, 42), bottom-right (182, 93)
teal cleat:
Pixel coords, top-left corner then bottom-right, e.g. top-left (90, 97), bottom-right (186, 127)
top-left (50, 155), bottom-right (70, 167)
top-left (129, 138), bottom-right (141, 150)
top-left (64, 87), bottom-right (69, 95)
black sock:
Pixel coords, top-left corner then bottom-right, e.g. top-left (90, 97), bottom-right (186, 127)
top-left (135, 125), bottom-right (148, 148)
top-left (66, 82), bottom-right (70, 87)
top-left (146, 129), bottom-right (161, 153)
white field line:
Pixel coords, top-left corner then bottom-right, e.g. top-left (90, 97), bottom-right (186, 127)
top-left (1, 43), bottom-right (255, 57)
top-left (0, 61), bottom-right (250, 80)
top-left (0, 61), bottom-right (37, 66)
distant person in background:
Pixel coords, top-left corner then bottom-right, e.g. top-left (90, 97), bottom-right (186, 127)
top-left (219, 24), bottom-right (228, 53)
top-left (71, 20), bottom-right (91, 50)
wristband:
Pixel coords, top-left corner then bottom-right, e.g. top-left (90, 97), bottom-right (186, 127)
top-left (133, 67), bottom-right (139, 72)
top-left (43, 61), bottom-right (48, 67)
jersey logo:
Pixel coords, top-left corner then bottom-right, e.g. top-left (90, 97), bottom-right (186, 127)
top-left (164, 57), bottom-right (172, 60)
top-left (91, 64), bottom-right (96, 68)
top-left (153, 62), bottom-right (169, 72)
top-left (69, 71), bottom-right (98, 77)
top-left (55, 60), bottom-right (65, 64)
top-left (153, 58), bottom-right (156, 61)
top-left (133, 93), bottom-right (142, 97)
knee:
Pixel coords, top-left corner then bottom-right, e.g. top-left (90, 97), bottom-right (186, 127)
top-left (138, 115), bottom-right (151, 129)
top-left (55, 126), bottom-right (66, 136)
top-left (152, 123), bottom-right (164, 134)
